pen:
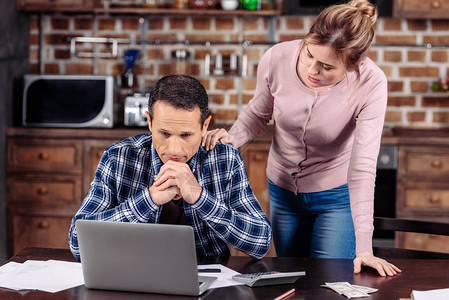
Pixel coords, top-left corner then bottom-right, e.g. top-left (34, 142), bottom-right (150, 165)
top-left (198, 268), bottom-right (222, 273)
top-left (274, 288), bottom-right (295, 300)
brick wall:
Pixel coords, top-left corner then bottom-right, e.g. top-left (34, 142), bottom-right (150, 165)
top-left (29, 14), bottom-right (449, 129)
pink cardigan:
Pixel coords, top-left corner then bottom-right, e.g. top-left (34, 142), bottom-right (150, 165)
top-left (229, 40), bottom-right (387, 254)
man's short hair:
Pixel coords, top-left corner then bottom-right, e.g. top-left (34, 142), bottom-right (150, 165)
top-left (148, 74), bottom-right (210, 125)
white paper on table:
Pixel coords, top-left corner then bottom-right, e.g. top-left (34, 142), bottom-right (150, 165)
top-left (0, 262), bottom-right (26, 291)
top-left (198, 264), bottom-right (243, 289)
top-left (0, 260), bottom-right (84, 293)
top-left (412, 288), bottom-right (449, 300)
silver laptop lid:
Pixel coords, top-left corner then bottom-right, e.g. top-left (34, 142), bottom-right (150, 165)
top-left (75, 220), bottom-right (216, 296)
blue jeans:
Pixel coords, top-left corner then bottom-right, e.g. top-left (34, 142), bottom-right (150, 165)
top-left (268, 179), bottom-right (355, 258)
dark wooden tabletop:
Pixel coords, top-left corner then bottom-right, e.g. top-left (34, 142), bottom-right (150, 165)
top-left (2, 247), bottom-right (448, 299)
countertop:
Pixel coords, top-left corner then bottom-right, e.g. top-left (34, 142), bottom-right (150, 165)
top-left (7, 125), bottom-right (449, 146)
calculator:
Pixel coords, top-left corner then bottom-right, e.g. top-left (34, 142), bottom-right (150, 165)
top-left (232, 271), bottom-right (306, 287)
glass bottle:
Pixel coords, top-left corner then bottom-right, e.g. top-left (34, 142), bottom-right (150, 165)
top-left (243, 0), bottom-right (258, 10)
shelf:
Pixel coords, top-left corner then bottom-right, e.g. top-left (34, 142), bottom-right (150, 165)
top-left (95, 8), bottom-right (281, 16)
top-left (19, 7), bottom-right (281, 16)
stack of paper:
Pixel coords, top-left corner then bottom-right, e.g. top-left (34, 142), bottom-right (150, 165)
top-left (411, 288), bottom-right (449, 300)
top-left (0, 260), bottom-right (84, 293)
top-left (322, 282), bottom-right (378, 298)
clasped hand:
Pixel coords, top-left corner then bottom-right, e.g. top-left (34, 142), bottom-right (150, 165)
top-left (149, 160), bottom-right (202, 205)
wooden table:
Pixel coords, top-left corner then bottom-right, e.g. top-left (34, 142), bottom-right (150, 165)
top-left (1, 247), bottom-right (448, 299)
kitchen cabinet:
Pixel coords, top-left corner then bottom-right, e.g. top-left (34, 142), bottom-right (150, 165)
top-left (6, 137), bottom-right (84, 255)
top-left (5, 128), bottom-right (128, 256)
top-left (17, 0), bottom-right (96, 11)
top-left (395, 138), bottom-right (449, 253)
top-left (393, 0), bottom-right (449, 19)
top-left (6, 127), bottom-right (276, 257)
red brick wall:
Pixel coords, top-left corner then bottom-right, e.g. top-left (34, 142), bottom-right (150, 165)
top-left (29, 14), bottom-right (449, 128)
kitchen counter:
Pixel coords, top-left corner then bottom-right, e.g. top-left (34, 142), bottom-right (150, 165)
top-left (8, 125), bottom-right (448, 145)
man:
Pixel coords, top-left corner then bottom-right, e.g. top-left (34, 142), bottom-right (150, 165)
top-left (68, 74), bottom-right (272, 260)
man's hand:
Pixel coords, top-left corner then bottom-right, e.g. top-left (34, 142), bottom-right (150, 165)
top-left (151, 160), bottom-right (202, 205)
top-left (149, 185), bottom-right (181, 206)
top-left (353, 251), bottom-right (402, 277)
top-left (201, 128), bottom-right (237, 151)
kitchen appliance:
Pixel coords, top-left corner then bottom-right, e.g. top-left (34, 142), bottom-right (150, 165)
top-left (22, 75), bottom-right (114, 128)
top-left (373, 145), bottom-right (397, 242)
top-left (124, 92), bottom-right (148, 127)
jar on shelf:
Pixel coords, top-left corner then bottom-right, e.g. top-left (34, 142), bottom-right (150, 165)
top-left (190, 0), bottom-right (206, 8)
top-left (171, 49), bottom-right (191, 75)
top-left (205, 0), bottom-right (217, 8)
top-left (243, 0), bottom-right (259, 10)
top-left (144, 0), bottom-right (157, 8)
top-left (174, 0), bottom-right (189, 8)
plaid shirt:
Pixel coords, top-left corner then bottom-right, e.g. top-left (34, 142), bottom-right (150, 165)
top-left (69, 133), bottom-right (271, 260)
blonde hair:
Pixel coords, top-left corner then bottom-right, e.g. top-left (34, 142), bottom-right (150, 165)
top-left (301, 0), bottom-right (378, 84)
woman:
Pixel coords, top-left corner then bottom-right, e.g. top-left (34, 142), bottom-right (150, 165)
top-left (202, 0), bottom-right (401, 276)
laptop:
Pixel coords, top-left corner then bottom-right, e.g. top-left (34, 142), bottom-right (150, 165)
top-left (75, 220), bottom-right (217, 296)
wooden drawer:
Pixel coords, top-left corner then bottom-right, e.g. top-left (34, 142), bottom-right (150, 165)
top-left (404, 188), bottom-right (449, 208)
top-left (7, 138), bottom-right (82, 173)
top-left (7, 175), bottom-right (81, 208)
top-left (9, 212), bottom-right (72, 255)
top-left (397, 232), bottom-right (449, 254)
top-left (393, 0), bottom-right (449, 18)
top-left (397, 182), bottom-right (449, 217)
top-left (398, 146), bottom-right (449, 178)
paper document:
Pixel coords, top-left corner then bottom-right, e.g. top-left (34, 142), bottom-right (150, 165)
top-left (411, 288), bottom-right (449, 300)
top-left (0, 260), bottom-right (84, 293)
top-left (198, 264), bottom-right (243, 289)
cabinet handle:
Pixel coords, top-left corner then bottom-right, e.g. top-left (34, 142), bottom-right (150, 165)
top-left (431, 0), bottom-right (441, 8)
top-left (253, 153), bottom-right (265, 161)
top-left (431, 160), bottom-right (442, 168)
top-left (37, 186), bottom-right (49, 196)
top-left (38, 221), bottom-right (50, 229)
top-left (38, 152), bottom-right (50, 161)
top-left (428, 195), bottom-right (441, 204)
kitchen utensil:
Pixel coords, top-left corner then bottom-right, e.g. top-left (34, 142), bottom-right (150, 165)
top-left (121, 49), bottom-right (140, 88)
top-left (213, 54), bottom-right (224, 75)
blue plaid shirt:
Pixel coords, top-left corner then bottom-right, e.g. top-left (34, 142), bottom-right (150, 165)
top-left (69, 133), bottom-right (271, 260)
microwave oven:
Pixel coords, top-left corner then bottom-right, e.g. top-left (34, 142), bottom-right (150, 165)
top-left (22, 74), bottom-right (114, 128)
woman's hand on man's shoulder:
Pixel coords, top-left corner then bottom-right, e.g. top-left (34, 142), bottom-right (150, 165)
top-left (202, 128), bottom-right (237, 151)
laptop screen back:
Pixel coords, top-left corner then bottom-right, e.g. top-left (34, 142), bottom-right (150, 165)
top-left (75, 220), bottom-right (212, 296)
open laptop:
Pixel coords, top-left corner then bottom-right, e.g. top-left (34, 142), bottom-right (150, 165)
top-left (75, 220), bottom-right (217, 296)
